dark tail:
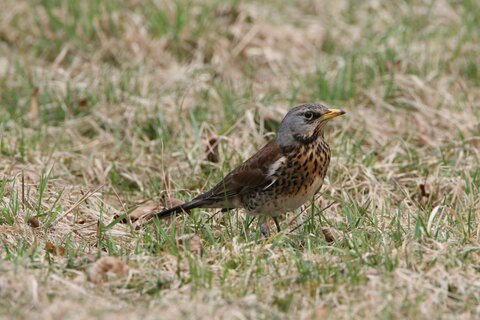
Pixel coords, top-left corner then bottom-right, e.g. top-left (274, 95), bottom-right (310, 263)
top-left (153, 199), bottom-right (205, 220)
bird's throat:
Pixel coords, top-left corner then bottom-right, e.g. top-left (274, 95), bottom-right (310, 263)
top-left (293, 125), bottom-right (324, 145)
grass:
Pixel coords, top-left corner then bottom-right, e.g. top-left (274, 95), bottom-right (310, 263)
top-left (1, 0), bottom-right (479, 318)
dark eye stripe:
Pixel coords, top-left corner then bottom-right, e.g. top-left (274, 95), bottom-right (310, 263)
top-left (303, 111), bottom-right (320, 120)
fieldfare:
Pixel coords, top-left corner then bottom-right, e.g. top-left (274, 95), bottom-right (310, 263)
top-left (154, 103), bottom-right (345, 230)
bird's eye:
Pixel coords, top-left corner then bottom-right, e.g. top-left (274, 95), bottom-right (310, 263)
top-left (304, 111), bottom-right (314, 121)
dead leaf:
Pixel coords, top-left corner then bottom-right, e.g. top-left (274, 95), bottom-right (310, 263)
top-left (28, 87), bottom-right (40, 124)
top-left (117, 196), bottom-right (186, 226)
top-left (27, 216), bottom-right (40, 229)
top-left (321, 228), bottom-right (335, 244)
top-left (115, 200), bottom-right (162, 223)
top-left (213, 229), bottom-right (223, 238)
top-left (205, 135), bottom-right (220, 163)
top-left (163, 196), bottom-right (183, 208)
top-left (45, 242), bottom-right (65, 256)
top-left (419, 183), bottom-right (429, 199)
top-left (471, 138), bottom-right (480, 150)
top-left (78, 98), bottom-right (88, 110)
top-left (177, 234), bottom-right (202, 254)
top-left (385, 59), bottom-right (402, 73)
top-left (86, 256), bottom-right (129, 283)
top-left (188, 235), bottom-right (202, 254)
top-left (71, 254), bottom-right (97, 270)
top-left (313, 308), bottom-right (328, 318)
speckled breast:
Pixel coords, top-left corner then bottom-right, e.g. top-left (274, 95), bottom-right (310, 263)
top-left (242, 140), bottom-right (331, 216)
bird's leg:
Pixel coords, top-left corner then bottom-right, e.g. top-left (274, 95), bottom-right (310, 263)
top-left (273, 217), bottom-right (281, 233)
top-left (259, 217), bottom-right (281, 237)
top-left (260, 217), bottom-right (270, 238)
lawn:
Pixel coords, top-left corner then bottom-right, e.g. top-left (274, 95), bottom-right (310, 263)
top-left (0, 0), bottom-right (479, 319)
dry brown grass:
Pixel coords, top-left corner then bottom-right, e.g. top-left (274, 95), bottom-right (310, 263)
top-left (1, 0), bottom-right (479, 319)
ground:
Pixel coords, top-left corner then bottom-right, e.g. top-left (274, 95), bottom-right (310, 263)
top-left (0, 0), bottom-right (479, 319)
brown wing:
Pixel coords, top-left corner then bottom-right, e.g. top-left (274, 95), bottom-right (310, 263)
top-left (194, 140), bottom-right (284, 203)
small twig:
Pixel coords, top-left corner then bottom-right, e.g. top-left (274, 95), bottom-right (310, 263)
top-left (206, 209), bottom-right (225, 223)
top-left (21, 171), bottom-right (25, 210)
top-left (232, 25), bottom-right (259, 58)
top-left (111, 185), bottom-right (128, 214)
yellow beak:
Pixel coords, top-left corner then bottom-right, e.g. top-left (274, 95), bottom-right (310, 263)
top-left (323, 108), bottom-right (346, 120)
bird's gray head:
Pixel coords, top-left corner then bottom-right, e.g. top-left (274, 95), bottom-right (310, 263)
top-left (276, 103), bottom-right (345, 147)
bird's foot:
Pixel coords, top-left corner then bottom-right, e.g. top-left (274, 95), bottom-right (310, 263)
top-left (260, 220), bottom-right (270, 237)
top-left (259, 217), bottom-right (282, 237)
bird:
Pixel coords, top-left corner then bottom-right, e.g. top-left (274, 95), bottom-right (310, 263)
top-left (153, 103), bottom-right (345, 232)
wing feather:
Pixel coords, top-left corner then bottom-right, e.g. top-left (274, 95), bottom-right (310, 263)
top-left (194, 140), bottom-right (284, 203)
